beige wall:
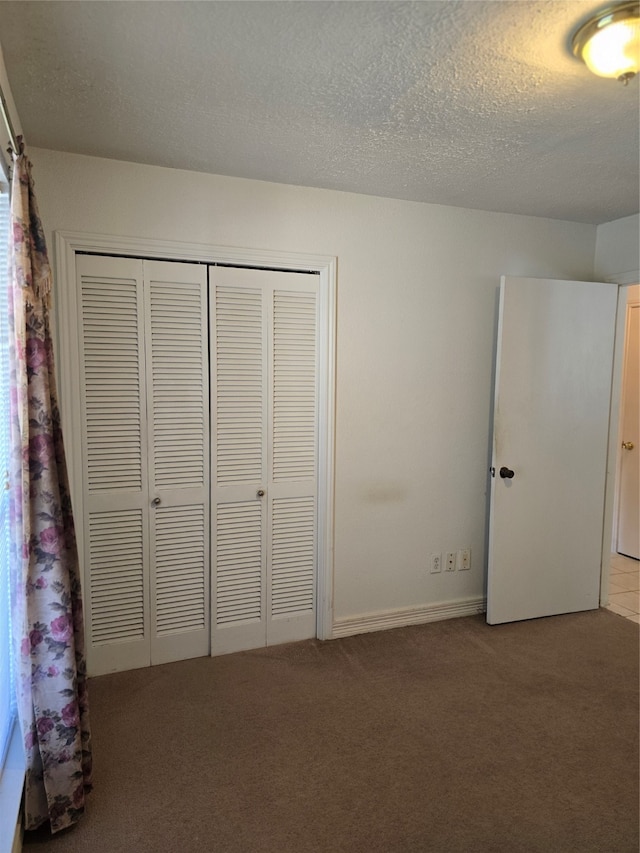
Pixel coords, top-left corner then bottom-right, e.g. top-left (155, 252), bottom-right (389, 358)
top-left (595, 213), bottom-right (640, 282)
top-left (32, 147), bottom-right (599, 622)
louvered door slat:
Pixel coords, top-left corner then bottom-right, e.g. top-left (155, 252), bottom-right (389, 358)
top-left (271, 498), bottom-right (315, 616)
top-left (215, 502), bottom-right (262, 625)
top-left (81, 277), bottom-right (143, 492)
top-left (154, 505), bottom-right (206, 635)
top-left (215, 285), bottom-right (264, 485)
top-left (149, 278), bottom-right (207, 490)
top-left (88, 509), bottom-right (145, 644)
top-left (272, 291), bottom-right (317, 482)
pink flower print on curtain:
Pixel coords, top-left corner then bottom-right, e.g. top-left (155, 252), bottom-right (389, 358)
top-left (8, 140), bottom-right (92, 834)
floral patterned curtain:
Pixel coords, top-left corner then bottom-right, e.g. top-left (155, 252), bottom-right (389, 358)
top-left (9, 141), bottom-right (92, 833)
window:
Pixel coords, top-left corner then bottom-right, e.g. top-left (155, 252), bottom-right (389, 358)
top-left (0, 184), bottom-right (14, 770)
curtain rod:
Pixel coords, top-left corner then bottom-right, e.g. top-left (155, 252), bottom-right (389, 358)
top-left (0, 82), bottom-right (18, 154)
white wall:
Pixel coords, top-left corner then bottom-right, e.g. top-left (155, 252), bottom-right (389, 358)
top-left (595, 213), bottom-right (640, 282)
top-left (30, 147), bottom-right (598, 624)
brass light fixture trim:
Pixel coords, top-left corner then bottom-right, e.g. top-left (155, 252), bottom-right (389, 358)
top-left (572, 1), bottom-right (640, 83)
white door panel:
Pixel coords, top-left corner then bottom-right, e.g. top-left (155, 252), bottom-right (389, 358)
top-left (268, 494), bottom-right (316, 645)
top-left (78, 256), bottom-right (151, 674)
top-left (211, 275), bottom-right (267, 654)
top-left (144, 261), bottom-right (209, 665)
top-left (213, 496), bottom-right (266, 655)
top-left (487, 276), bottom-right (618, 625)
top-left (267, 285), bottom-right (317, 645)
top-left (211, 267), bottom-right (318, 655)
top-left (151, 500), bottom-right (208, 664)
top-left (77, 255), bottom-right (209, 674)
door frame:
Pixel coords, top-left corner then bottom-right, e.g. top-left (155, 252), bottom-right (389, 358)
top-left (54, 230), bottom-right (337, 642)
top-left (601, 270), bottom-right (640, 605)
top-left (610, 281), bottom-right (640, 558)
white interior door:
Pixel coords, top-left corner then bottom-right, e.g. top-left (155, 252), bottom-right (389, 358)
top-left (77, 255), bottom-right (209, 674)
top-left (210, 266), bottom-right (318, 655)
top-left (144, 261), bottom-right (210, 665)
top-left (78, 255), bottom-right (150, 674)
top-left (487, 275), bottom-right (619, 625)
top-left (616, 298), bottom-right (639, 559)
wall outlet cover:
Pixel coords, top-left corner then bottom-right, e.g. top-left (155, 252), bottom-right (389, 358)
top-left (459, 548), bottom-right (471, 571)
top-left (445, 552), bottom-right (457, 572)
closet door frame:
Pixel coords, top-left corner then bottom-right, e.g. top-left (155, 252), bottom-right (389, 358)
top-left (55, 231), bottom-right (336, 643)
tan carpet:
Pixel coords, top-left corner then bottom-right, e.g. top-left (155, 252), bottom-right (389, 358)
top-left (24, 610), bottom-right (639, 852)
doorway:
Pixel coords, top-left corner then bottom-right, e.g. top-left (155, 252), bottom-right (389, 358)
top-left (606, 283), bottom-right (640, 623)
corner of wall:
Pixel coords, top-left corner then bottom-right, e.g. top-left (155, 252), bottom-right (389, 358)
top-left (0, 42), bottom-right (23, 174)
top-left (594, 213), bottom-right (640, 282)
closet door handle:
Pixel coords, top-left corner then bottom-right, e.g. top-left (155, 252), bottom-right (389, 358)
top-left (152, 497), bottom-right (161, 507)
top-left (257, 490), bottom-right (265, 498)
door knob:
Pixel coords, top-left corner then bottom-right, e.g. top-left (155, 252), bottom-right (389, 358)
top-left (257, 489), bottom-right (265, 497)
top-left (499, 467), bottom-right (515, 479)
top-left (152, 497), bottom-right (161, 506)
top-left (622, 441), bottom-right (634, 450)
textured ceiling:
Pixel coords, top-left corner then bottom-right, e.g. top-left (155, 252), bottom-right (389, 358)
top-left (0, 0), bottom-right (638, 223)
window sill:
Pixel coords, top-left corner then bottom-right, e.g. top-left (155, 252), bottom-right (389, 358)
top-left (0, 720), bottom-right (24, 853)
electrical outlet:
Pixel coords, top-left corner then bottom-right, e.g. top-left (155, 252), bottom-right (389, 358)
top-left (459, 548), bottom-right (471, 571)
top-left (445, 551), bottom-right (457, 572)
top-left (430, 553), bottom-right (442, 574)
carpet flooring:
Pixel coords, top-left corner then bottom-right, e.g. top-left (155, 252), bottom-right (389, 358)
top-left (23, 610), bottom-right (639, 853)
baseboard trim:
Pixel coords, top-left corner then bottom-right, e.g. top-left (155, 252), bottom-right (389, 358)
top-left (332, 596), bottom-right (486, 639)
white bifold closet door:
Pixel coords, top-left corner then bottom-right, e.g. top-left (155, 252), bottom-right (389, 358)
top-left (210, 266), bottom-right (319, 655)
top-left (77, 255), bottom-right (209, 675)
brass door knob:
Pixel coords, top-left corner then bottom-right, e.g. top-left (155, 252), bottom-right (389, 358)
top-left (257, 489), bottom-right (265, 497)
top-left (622, 441), bottom-right (635, 450)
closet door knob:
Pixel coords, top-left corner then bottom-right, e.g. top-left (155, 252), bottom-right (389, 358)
top-left (257, 490), bottom-right (265, 498)
top-left (152, 497), bottom-right (161, 506)
top-left (499, 467), bottom-right (515, 479)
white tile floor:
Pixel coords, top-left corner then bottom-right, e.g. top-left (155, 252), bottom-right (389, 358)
top-left (606, 553), bottom-right (640, 624)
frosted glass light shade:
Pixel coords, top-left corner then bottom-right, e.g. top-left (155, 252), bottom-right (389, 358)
top-left (573, 2), bottom-right (640, 81)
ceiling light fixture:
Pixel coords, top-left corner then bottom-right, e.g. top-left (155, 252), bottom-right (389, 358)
top-left (572, 1), bottom-right (640, 84)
